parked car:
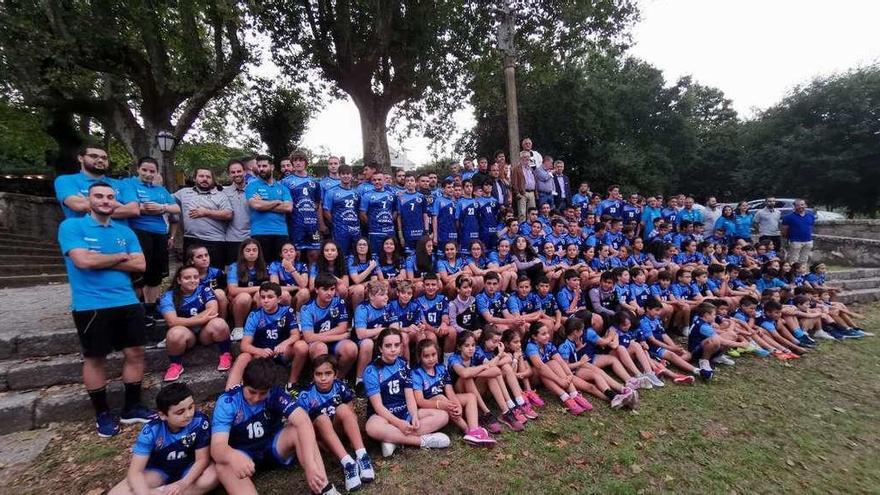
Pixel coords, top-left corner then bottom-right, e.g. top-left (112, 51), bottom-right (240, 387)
top-left (736, 198), bottom-right (844, 221)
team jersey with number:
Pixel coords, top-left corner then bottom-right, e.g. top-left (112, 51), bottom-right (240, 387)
top-left (244, 305), bottom-right (298, 349)
top-left (363, 357), bottom-right (412, 417)
top-left (415, 293), bottom-right (449, 328)
top-left (354, 301), bottom-right (398, 332)
top-left (295, 379), bottom-right (355, 420)
top-left (458, 198), bottom-right (481, 245)
top-left (323, 186), bottom-right (361, 233)
top-left (476, 290), bottom-right (507, 318)
top-left (411, 365), bottom-right (452, 400)
top-left (360, 188), bottom-right (397, 236)
top-left (133, 412), bottom-right (210, 480)
top-left (432, 195), bottom-right (459, 242)
top-left (388, 299), bottom-right (423, 327)
top-left (158, 285), bottom-right (216, 318)
top-left (212, 386), bottom-right (296, 461)
top-left (299, 296), bottom-right (350, 335)
top-left (268, 260), bottom-right (309, 286)
top-left (282, 174), bottom-right (321, 230)
top-left (397, 191), bottom-right (429, 241)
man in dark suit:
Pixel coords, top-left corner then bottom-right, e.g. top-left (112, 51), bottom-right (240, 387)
top-left (553, 160), bottom-right (571, 211)
top-left (489, 162), bottom-right (511, 211)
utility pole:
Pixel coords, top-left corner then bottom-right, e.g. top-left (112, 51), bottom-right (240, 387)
top-left (497, 1), bottom-right (519, 175)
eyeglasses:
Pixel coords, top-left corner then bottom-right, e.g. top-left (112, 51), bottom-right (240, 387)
top-left (85, 153), bottom-right (109, 161)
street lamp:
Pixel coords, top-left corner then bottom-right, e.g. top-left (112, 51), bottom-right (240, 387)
top-left (156, 130), bottom-right (176, 153)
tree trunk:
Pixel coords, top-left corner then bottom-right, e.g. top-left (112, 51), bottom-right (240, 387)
top-left (352, 95), bottom-right (392, 171)
top-left (44, 109), bottom-right (83, 175)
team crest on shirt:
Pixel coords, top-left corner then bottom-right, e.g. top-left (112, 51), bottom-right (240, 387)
top-left (116, 237), bottom-right (128, 247)
top-left (181, 432), bottom-right (198, 448)
top-left (435, 302), bottom-right (443, 310)
top-left (330, 307), bottom-right (339, 318)
top-left (234, 410), bottom-right (244, 424)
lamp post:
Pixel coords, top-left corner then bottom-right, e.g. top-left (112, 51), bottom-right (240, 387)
top-left (155, 130), bottom-right (177, 190)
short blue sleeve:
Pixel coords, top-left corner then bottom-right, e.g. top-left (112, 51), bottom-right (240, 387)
top-left (411, 369), bottom-right (425, 392)
top-left (354, 304), bottom-right (368, 329)
top-left (54, 175), bottom-right (80, 203)
top-left (132, 423), bottom-right (157, 456)
top-left (243, 310), bottom-right (260, 338)
top-left (524, 341), bottom-right (540, 360)
top-left (363, 365), bottom-right (380, 398)
top-left (699, 323), bottom-right (716, 338)
top-left (58, 219), bottom-right (88, 255)
top-left (506, 296), bottom-right (522, 313)
top-left (210, 394), bottom-right (237, 434)
top-left (158, 291), bottom-right (175, 315)
top-left (226, 264), bottom-right (239, 286)
top-left (584, 328), bottom-right (600, 344)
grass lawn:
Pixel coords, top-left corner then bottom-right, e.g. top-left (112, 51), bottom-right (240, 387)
top-left (9, 304), bottom-right (880, 494)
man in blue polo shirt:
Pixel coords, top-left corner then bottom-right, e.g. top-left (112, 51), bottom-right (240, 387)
top-left (58, 182), bottom-right (157, 437)
top-left (245, 155), bottom-right (292, 263)
top-left (781, 199), bottom-right (816, 264)
top-left (54, 144), bottom-right (139, 220)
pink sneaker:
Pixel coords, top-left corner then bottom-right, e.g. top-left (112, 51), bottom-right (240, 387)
top-left (520, 402), bottom-right (539, 419)
top-left (573, 394), bottom-right (593, 412)
top-left (564, 397), bottom-right (585, 416)
top-left (512, 406), bottom-right (528, 424)
top-left (526, 390), bottom-right (545, 408)
top-left (463, 427), bottom-right (497, 447)
top-left (217, 352), bottom-right (233, 371)
top-left (164, 363), bottom-right (184, 382)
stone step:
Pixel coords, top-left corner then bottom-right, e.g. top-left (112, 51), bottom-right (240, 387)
top-left (0, 238), bottom-right (59, 250)
top-left (0, 365), bottom-right (229, 435)
top-left (837, 288), bottom-right (880, 305)
top-left (0, 274), bottom-right (68, 288)
top-left (0, 245), bottom-right (61, 257)
top-left (3, 320), bottom-right (171, 360)
top-left (0, 254), bottom-right (64, 264)
top-left (827, 277), bottom-right (880, 291)
top-left (0, 265), bottom-right (66, 276)
top-left (0, 344), bottom-right (238, 392)
top-left (0, 232), bottom-right (54, 243)
top-left (827, 268), bottom-right (880, 281)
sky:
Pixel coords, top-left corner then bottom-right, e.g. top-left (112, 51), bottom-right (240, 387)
top-left (296, 0), bottom-right (880, 165)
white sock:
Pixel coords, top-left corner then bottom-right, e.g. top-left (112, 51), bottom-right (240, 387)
top-left (341, 454), bottom-right (354, 467)
top-left (691, 367), bottom-right (700, 375)
top-left (356, 377), bottom-right (363, 385)
top-left (506, 399), bottom-right (516, 409)
top-left (355, 448), bottom-right (367, 459)
top-left (570, 391), bottom-right (579, 398)
top-left (698, 359), bottom-right (711, 371)
top-left (559, 392), bottom-right (570, 401)
top-left (515, 396), bottom-right (526, 406)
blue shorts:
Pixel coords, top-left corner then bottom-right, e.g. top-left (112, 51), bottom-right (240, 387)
top-left (480, 232), bottom-right (498, 251)
top-left (291, 225), bottom-right (321, 251)
top-left (389, 406), bottom-right (412, 422)
top-left (239, 429), bottom-right (297, 468)
top-left (368, 232), bottom-right (393, 255)
top-left (649, 346), bottom-right (666, 360)
top-left (760, 321), bottom-right (777, 333)
top-left (334, 229), bottom-right (360, 257)
top-left (144, 464), bottom-right (191, 484)
top-left (309, 339), bottom-right (341, 355)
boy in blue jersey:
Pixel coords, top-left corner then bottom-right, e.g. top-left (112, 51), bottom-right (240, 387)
top-left (597, 185), bottom-right (624, 219)
top-left (457, 180), bottom-right (482, 253)
top-left (322, 164), bottom-right (362, 257)
top-left (638, 299), bottom-right (701, 378)
top-left (109, 383), bottom-right (216, 495)
top-left (544, 219), bottom-right (568, 254)
top-left (688, 303), bottom-right (749, 380)
top-left (431, 179), bottom-right (459, 251)
top-left (245, 156), bottom-right (292, 264)
top-left (505, 276), bottom-right (550, 334)
top-left (296, 355), bottom-right (375, 491)
top-left (388, 280), bottom-right (426, 341)
top-left (415, 273), bottom-right (454, 360)
top-left (225, 282), bottom-right (310, 394)
top-left (475, 271), bottom-right (518, 331)
top-left (534, 276), bottom-right (563, 335)
top-left (282, 151), bottom-right (325, 258)
top-left (211, 358), bottom-right (337, 495)
top-left (300, 273), bottom-right (358, 379)
top-left (354, 280), bottom-right (402, 392)
top-left (602, 218), bottom-right (627, 254)
top-left (359, 172), bottom-right (398, 254)
top-left (476, 178), bottom-right (502, 251)
top-left (396, 173), bottom-right (430, 254)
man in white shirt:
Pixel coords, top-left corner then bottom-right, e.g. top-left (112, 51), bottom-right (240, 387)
top-left (753, 197), bottom-right (782, 249)
top-left (521, 137), bottom-right (542, 169)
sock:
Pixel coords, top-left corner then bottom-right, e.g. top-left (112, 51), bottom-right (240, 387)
top-left (603, 389), bottom-right (616, 400)
top-left (88, 387), bottom-right (110, 415)
top-left (341, 454), bottom-right (354, 467)
top-left (169, 354), bottom-right (184, 365)
top-left (356, 377), bottom-right (363, 385)
top-left (559, 392), bottom-right (570, 401)
top-left (217, 339), bottom-right (232, 354)
top-left (792, 328), bottom-right (805, 338)
top-left (506, 399), bottom-right (516, 410)
top-left (123, 381), bottom-right (142, 411)
top-left (691, 367), bottom-right (700, 375)
top-left (571, 391), bottom-right (580, 398)
top-left (515, 396), bottom-right (526, 406)
top-left (698, 359), bottom-right (711, 371)
top-left (355, 448), bottom-right (367, 459)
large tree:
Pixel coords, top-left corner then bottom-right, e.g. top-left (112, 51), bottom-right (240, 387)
top-left (254, 0), bottom-right (637, 168)
top-left (0, 0), bottom-right (249, 189)
top-left (247, 79), bottom-right (311, 161)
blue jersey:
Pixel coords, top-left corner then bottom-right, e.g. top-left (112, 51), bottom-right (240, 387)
top-left (628, 283), bottom-right (651, 307)
top-left (650, 283), bottom-right (673, 302)
top-left (804, 273), bottom-right (826, 286)
top-left (458, 198), bottom-right (481, 245)
top-left (354, 301), bottom-right (398, 332)
top-left (559, 333), bottom-right (600, 363)
top-left (405, 253), bottom-right (435, 279)
top-left (446, 351), bottom-right (487, 382)
top-left (158, 285), bottom-right (216, 318)
top-left (212, 386), bottom-right (296, 462)
top-left (535, 292), bottom-right (559, 316)
top-left (244, 305), bottom-right (298, 349)
top-left (524, 341), bottom-right (558, 364)
top-left (319, 176), bottom-right (341, 201)
top-left (590, 256), bottom-right (613, 272)
top-left (597, 199), bottom-right (623, 219)
top-left (322, 186), bottom-right (361, 233)
top-left (476, 291), bottom-right (507, 318)
top-left (507, 292), bottom-right (540, 315)
top-left (299, 296), bottom-right (350, 335)
top-left (661, 207), bottom-right (679, 227)
top-left (437, 257), bottom-right (466, 275)
top-left (544, 232), bottom-right (568, 252)
top-left (397, 191), bottom-right (429, 241)
top-left (432, 195), bottom-right (459, 242)
top-left (415, 294), bottom-right (449, 327)
top-left (360, 188), bottom-right (397, 236)
top-left (347, 255), bottom-right (379, 280)
top-left (488, 250), bottom-right (514, 267)
top-left (465, 254), bottom-right (490, 271)
top-left (133, 412), bottom-right (211, 481)
top-left (268, 260), bottom-right (309, 286)
top-left (378, 257), bottom-right (405, 280)
top-left (227, 262), bottom-right (266, 287)
top-left (556, 286), bottom-right (587, 316)
top-left (125, 178), bottom-right (175, 234)
top-left (363, 357), bottom-right (412, 418)
top-left (613, 283), bottom-right (631, 304)
top-left (54, 172), bottom-right (133, 219)
top-left (388, 299), bottom-right (423, 327)
top-left (671, 282), bottom-right (699, 300)
top-left (638, 316), bottom-right (666, 342)
top-left (622, 204), bottom-right (642, 224)
top-left (477, 196), bottom-right (501, 235)
top-left (295, 379), bottom-right (354, 420)
top-left (199, 266), bottom-right (225, 290)
top-left (411, 365), bottom-right (452, 400)
top-left (610, 255), bottom-right (636, 269)
top-left (601, 231), bottom-right (627, 251)
top-left (245, 178), bottom-right (291, 236)
top-left (282, 174), bottom-right (321, 231)
top-left (688, 317), bottom-right (716, 351)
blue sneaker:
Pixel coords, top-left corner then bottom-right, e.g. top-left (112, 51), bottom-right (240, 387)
top-left (797, 334), bottom-right (817, 348)
top-left (853, 327), bottom-right (875, 337)
top-left (838, 328), bottom-right (864, 340)
top-left (357, 453), bottom-right (375, 483)
top-left (343, 461), bottom-right (361, 492)
top-left (96, 411), bottom-right (120, 438)
top-left (754, 348), bottom-right (771, 357)
top-left (699, 368), bottom-right (714, 381)
top-left (826, 327), bottom-right (847, 340)
top-left (120, 404), bottom-right (159, 424)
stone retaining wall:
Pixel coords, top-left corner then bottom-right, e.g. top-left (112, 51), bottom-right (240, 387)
top-left (0, 192), bottom-right (63, 239)
top-left (811, 235), bottom-right (880, 267)
top-left (814, 219), bottom-right (880, 240)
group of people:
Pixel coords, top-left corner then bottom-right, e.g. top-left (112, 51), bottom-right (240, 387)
top-left (54, 139), bottom-right (870, 495)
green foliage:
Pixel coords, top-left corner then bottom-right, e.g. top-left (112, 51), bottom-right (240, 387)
top-left (0, 101), bottom-right (56, 172)
top-left (247, 79), bottom-right (310, 160)
top-left (175, 141), bottom-right (248, 176)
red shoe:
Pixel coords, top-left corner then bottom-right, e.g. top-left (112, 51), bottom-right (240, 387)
top-left (164, 363), bottom-right (184, 382)
top-left (526, 390), bottom-right (545, 408)
top-left (573, 394), bottom-right (593, 412)
top-left (674, 375), bottom-right (695, 385)
top-left (564, 397), bottom-right (585, 416)
top-left (217, 352), bottom-right (233, 371)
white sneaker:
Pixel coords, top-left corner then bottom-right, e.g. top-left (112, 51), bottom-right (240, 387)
top-left (156, 338), bottom-right (167, 349)
top-left (712, 355), bottom-right (736, 366)
top-left (626, 377), bottom-right (651, 390)
top-left (419, 433), bottom-right (451, 449)
top-left (343, 461), bottom-right (361, 492)
top-left (381, 442), bottom-right (397, 458)
top-left (230, 327), bottom-right (244, 341)
top-left (646, 372), bottom-right (665, 387)
top-left (681, 325), bottom-right (691, 337)
top-left (610, 393), bottom-right (627, 409)
top-left (814, 329), bottom-right (836, 340)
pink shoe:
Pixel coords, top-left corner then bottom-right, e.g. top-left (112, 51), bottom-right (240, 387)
top-left (512, 406), bottom-right (528, 424)
top-left (674, 375), bottom-right (695, 385)
top-left (526, 390), bottom-right (545, 408)
top-left (217, 352), bottom-right (233, 371)
top-left (463, 427), bottom-right (497, 447)
top-left (164, 363), bottom-right (184, 382)
top-left (573, 394), bottom-right (593, 412)
top-left (564, 397), bottom-right (585, 416)
top-left (520, 402), bottom-right (539, 419)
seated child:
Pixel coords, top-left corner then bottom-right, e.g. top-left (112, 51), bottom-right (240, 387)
top-left (355, 279), bottom-right (403, 384)
top-left (523, 322), bottom-right (593, 415)
top-left (300, 273), bottom-right (358, 381)
top-left (688, 302), bottom-right (750, 380)
top-left (500, 329), bottom-right (544, 408)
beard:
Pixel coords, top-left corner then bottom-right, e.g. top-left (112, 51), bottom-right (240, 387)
top-left (258, 170), bottom-right (273, 181)
top-left (83, 162), bottom-right (106, 176)
top-left (195, 180), bottom-right (214, 191)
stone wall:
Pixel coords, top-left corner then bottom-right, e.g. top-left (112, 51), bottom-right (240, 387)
top-left (811, 235), bottom-right (880, 267)
top-left (0, 192), bottom-right (63, 239)
top-left (814, 219), bottom-right (880, 240)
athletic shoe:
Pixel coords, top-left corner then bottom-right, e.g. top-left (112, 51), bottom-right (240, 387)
top-left (674, 375), bottom-right (695, 385)
top-left (772, 351), bottom-right (791, 361)
top-left (479, 412), bottom-right (502, 435)
top-left (743, 341), bottom-right (760, 353)
top-left (498, 410), bottom-right (525, 431)
top-left (699, 368), bottom-right (714, 381)
top-left (511, 405), bottom-right (528, 424)
top-left (726, 348), bottom-right (742, 357)
top-left (853, 327), bottom-right (874, 337)
top-left (357, 454), bottom-right (375, 482)
top-left (519, 402), bottom-right (539, 419)
top-left (525, 390), bottom-right (545, 407)
top-left (563, 397), bottom-right (585, 416)
top-left (840, 328), bottom-right (865, 339)
top-left (826, 327), bottom-right (847, 340)
top-left (627, 377), bottom-right (652, 390)
top-left (285, 382), bottom-right (301, 401)
top-left (381, 442), bottom-right (397, 458)
top-left (645, 372), bottom-right (665, 387)
top-left (95, 412), bottom-right (120, 438)
top-left (143, 313), bottom-right (155, 329)
top-left (712, 355), bottom-right (736, 366)
top-left (319, 484), bottom-right (342, 495)
top-left (610, 392), bottom-right (627, 409)
top-left (624, 388), bottom-right (640, 409)
top-left (120, 405), bottom-right (159, 425)
top-left (355, 381), bottom-right (367, 399)
top-left (797, 334), bottom-right (818, 348)
top-left (419, 432), bottom-right (451, 449)
top-left (163, 363), bottom-right (184, 382)
top-left (343, 461), bottom-right (361, 492)
top-left (814, 329), bottom-right (836, 341)
top-left (573, 394), bottom-right (593, 411)
top-left (230, 327), bottom-right (244, 341)
top-left (217, 352), bottom-right (233, 371)
top-left (753, 348), bottom-right (772, 358)
top-left (156, 338), bottom-right (167, 349)
top-left (463, 427), bottom-right (497, 447)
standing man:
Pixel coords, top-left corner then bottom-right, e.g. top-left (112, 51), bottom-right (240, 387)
top-left (246, 155), bottom-right (292, 263)
top-left (223, 160), bottom-right (250, 266)
top-left (702, 196), bottom-right (722, 230)
top-left (359, 171), bottom-right (397, 254)
top-left (640, 196), bottom-right (662, 240)
top-left (552, 160), bottom-right (570, 211)
top-left (320, 155), bottom-right (342, 202)
top-left (323, 164), bottom-right (362, 256)
top-left (172, 168), bottom-right (233, 269)
top-left (534, 156), bottom-right (555, 209)
top-left (510, 150), bottom-right (536, 218)
top-left (754, 197), bottom-right (782, 249)
top-left (54, 144), bottom-right (139, 220)
top-left (396, 173), bottom-right (430, 254)
top-left (488, 162), bottom-right (511, 211)
top-left (679, 196), bottom-right (703, 224)
top-left (125, 157), bottom-right (180, 327)
top-left (58, 182), bottom-right (156, 437)
top-left (597, 185), bottom-right (624, 220)
top-left (461, 157), bottom-right (477, 181)
top-left (521, 137), bottom-right (542, 169)
top-left (781, 199), bottom-right (815, 264)
top-left (282, 151), bottom-right (325, 262)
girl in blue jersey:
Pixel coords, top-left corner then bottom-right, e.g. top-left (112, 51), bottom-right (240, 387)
top-left (109, 383), bottom-right (217, 495)
top-left (579, 245), bottom-right (602, 288)
top-left (347, 237), bottom-right (379, 309)
top-left (186, 244), bottom-right (228, 320)
top-left (539, 240), bottom-right (565, 287)
top-left (437, 240), bottom-right (468, 298)
top-left (227, 238), bottom-right (270, 340)
top-left (477, 326), bottom-right (538, 422)
top-left (160, 265), bottom-right (232, 382)
top-left (590, 244), bottom-right (613, 272)
top-left (363, 328), bottom-right (450, 458)
top-left (296, 355), bottom-right (375, 491)
top-left (487, 238), bottom-right (518, 291)
top-left (269, 242), bottom-right (310, 311)
top-left (500, 329), bottom-right (544, 408)
top-left (377, 236), bottom-right (406, 293)
top-left (464, 240), bottom-right (491, 293)
top-left (388, 280), bottom-right (427, 343)
top-left (406, 236), bottom-right (437, 296)
top-left (607, 311), bottom-right (665, 387)
top-left (412, 339), bottom-right (496, 447)
top-left (523, 322), bottom-right (592, 415)
top-left (309, 240), bottom-right (350, 300)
